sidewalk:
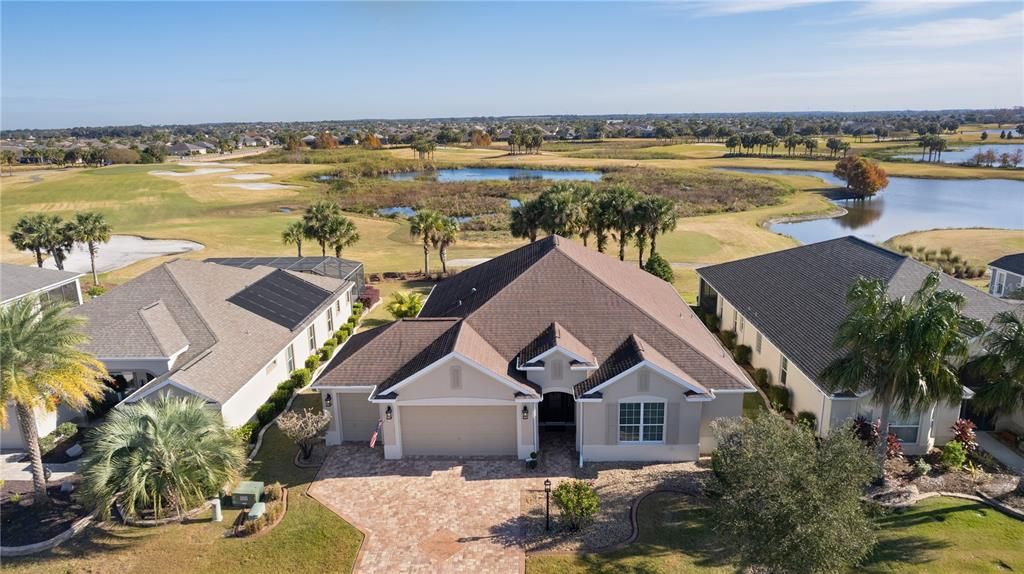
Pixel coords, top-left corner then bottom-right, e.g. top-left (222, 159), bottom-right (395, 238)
top-left (0, 452), bottom-right (80, 483)
top-left (977, 432), bottom-right (1024, 476)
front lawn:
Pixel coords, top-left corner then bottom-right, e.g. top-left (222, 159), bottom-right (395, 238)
top-left (526, 494), bottom-right (1024, 574)
top-left (1, 393), bottom-right (363, 574)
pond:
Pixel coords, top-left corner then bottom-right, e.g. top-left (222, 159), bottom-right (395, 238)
top-left (718, 168), bottom-right (1024, 244)
top-left (377, 198), bottom-right (521, 222)
top-left (386, 168), bottom-right (602, 182)
top-left (894, 144), bottom-right (1024, 164)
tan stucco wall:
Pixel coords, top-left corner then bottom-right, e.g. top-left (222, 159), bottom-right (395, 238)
top-left (996, 409), bottom-right (1024, 433)
top-left (525, 349), bottom-right (589, 394)
top-left (697, 392), bottom-right (744, 452)
top-left (400, 405), bottom-right (516, 456)
top-left (396, 356), bottom-right (518, 402)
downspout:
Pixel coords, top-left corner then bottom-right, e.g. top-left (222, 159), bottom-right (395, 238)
top-left (578, 402), bottom-right (584, 469)
top-left (819, 392), bottom-right (827, 436)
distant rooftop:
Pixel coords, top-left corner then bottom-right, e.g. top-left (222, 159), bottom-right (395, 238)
top-left (205, 256), bottom-right (363, 291)
top-left (0, 263), bottom-right (82, 304)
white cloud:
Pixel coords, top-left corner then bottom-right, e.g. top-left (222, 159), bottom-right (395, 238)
top-left (852, 0), bottom-right (970, 18)
top-left (860, 9), bottom-right (1024, 46)
top-left (690, 0), bottom-right (826, 16)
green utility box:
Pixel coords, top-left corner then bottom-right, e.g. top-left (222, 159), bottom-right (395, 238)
top-left (232, 481), bottom-right (264, 507)
top-left (247, 502), bottom-right (266, 521)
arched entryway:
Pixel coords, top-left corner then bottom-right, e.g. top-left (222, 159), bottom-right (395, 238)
top-left (539, 391), bottom-right (575, 428)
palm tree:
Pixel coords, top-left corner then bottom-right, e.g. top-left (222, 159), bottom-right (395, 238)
top-left (588, 191), bottom-right (613, 253)
top-left (9, 214), bottom-right (49, 268)
top-left (281, 220), bottom-right (305, 257)
top-left (409, 210), bottom-right (443, 275)
top-left (633, 197), bottom-right (656, 268)
top-left (602, 184), bottom-right (641, 261)
top-left (329, 216), bottom-right (360, 258)
top-left (0, 298), bottom-right (107, 505)
top-left (302, 200), bottom-right (344, 256)
top-left (821, 273), bottom-right (980, 467)
top-left (645, 196), bottom-right (677, 256)
top-left (509, 201), bottom-right (542, 243)
top-left (385, 291), bottom-right (425, 319)
top-left (1, 149), bottom-right (17, 175)
top-left (433, 217), bottom-right (459, 274)
top-left (79, 395), bottom-right (245, 519)
top-left (70, 212), bottom-right (112, 286)
top-left (37, 215), bottom-right (74, 271)
top-left (970, 311), bottom-right (1024, 416)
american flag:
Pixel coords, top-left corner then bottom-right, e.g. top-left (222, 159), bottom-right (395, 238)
top-left (369, 419), bottom-right (383, 449)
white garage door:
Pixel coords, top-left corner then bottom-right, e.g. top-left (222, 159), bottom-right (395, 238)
top-left (400, 406), bottom-right (516, 456)
top-left (338, 393), bottom-right (380, 442)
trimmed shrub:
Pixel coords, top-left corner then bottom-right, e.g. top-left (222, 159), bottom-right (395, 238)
top-left (256, 403), bottom-right (277, 426)
top-left (233, 422), bottom-right (258, 444)
top-left (269, 389), bottom-right (291, 410)
top-left (56, 422), bottom-right (78, 437)
top-left (754, 368), bottom-right (772, 388)
top-left (940, 441), bottom-right (966, 470)
top-left (733, 344), bottom-right (752, 365)
top-left (643, 251), bottom-right (674, 282)
top-left (767, 385), bottom-right (791, 412)
top-left (86, 284), bottom-right (107, 297)
top-left (319, 341), bottom-right (338, 361)
top-left (352, 302), bottom-right (364, 316)
top-left (552, 479), bottom-right (600, 530)
top-left (305, 354), bottom-right (321, 370)
top-left (290, 368), bottom-right (312, 388)
top-left (796, 411), bottom-right (817, 429)
top-left (277, 380), bottom-right (296, 396)
top-left (346, 317), bottom-right (358, 329)
top-left (704, 313), bottom-right (720, 332)
top-left (913, 458), bottom-right (932, 477)
top-left (719, 330), bottom-right (737, 350)
top-left (336, 328), bottom-right (350, 341)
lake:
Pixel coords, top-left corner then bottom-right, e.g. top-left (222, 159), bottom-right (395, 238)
top-left (386, 168), bottom-right (602, 182)
top-left (718, 168), bottom-right (1024, 244)
top-left (894, 144), bottom-right (1024, 164)
top-left (378, 198), bottom-right (521, 221)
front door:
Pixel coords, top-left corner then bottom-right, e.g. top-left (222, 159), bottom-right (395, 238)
top-left (539, 392), bottom-right (575, 427)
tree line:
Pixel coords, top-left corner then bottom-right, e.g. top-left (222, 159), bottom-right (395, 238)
top-left (281, 201), bottom-right (360, 259)
top-left (9, 212), bottom-right (112, 285)
top-left (509, 182), bottom-right (677, 273)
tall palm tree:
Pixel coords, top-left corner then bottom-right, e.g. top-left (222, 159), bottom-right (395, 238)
top-left (633, 197), bottom-right (656, 268)
top-left (645, 195), bottom-right (677, 257)
top-left (821, 273), bottom-right (980, 467)
top-left (509, 201), bottom-right (542, 243)
top-left (302, 200), bottom-right (344, 256)
top-left (588, 191), bottom-right (613, 253)
top-left (281, 220), bottom-right (305, 257)
top-left (0, 298), bottom-right (107, 505)
top-left (9, 214), bottom-right (49, 268)
top-left (70, 212), bottom-right (112, 286)
top-left (79, 395), bottom-right (245, 519)
top-left (409, 210), bottom-right (443, 275)
top-left (970, 311), bottom-right (1024, 416)
top-left (433, 217), bottom-right (459, 274)
top-left (37, 215), bottom-right (75, 271)
top-left (572, 184), bottom-right (595, 246)
top-left (602, 184), bottom-right (641, 261)
top-left (329, 216), bottom-right (360, 258)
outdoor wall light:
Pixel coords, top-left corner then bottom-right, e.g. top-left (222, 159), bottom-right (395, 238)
top-left (324, 394), bottom-right (332, 408)
top-left (385, 406), bottom-right (393, 420)
top-left (522, 405), bottom-right (529, 420)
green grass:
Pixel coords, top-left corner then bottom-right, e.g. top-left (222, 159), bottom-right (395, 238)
top-left (526, 494), bottom-right (1024, 574)
top-left (0, 393), bottom-right (363, 574)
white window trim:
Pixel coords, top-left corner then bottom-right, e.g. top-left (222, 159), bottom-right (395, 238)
top-left (887, 411), bottom-right (922, 444)
top-left (755, 332), bottom-right (762, 354)
top-left (286, 344), bottom-right (295, 372)
top-left (618, 398), bottom-right (667, 445)
top-left (780, 355), bottom-right (789, 385)
top-left (327, 307), bottom-right (334, 332)
top-left (307, 325), bottom-right (317, 350)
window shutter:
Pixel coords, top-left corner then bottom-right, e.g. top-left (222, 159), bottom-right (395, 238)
top-left (666, 402), bottom-right (680, 444)
top-left (606, 403), bottom-right (617, 444)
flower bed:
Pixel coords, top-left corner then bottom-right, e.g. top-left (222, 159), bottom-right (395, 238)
top-left (0, 481), bottom-right (89, 547)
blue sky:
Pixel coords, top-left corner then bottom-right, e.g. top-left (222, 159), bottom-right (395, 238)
top-left (2, 1), bottom-right (1022, 129)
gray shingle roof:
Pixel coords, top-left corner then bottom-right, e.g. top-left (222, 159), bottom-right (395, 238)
top-left (697, 236), bottom-right (1018, 395)
top-left (0, 263), bottom-right (81, 304)
top-left (575, 334), bottom-right (710, 398)
top-left (989, 253), bottom-right (1024, 276)
top-left (74, 260), bottom-right (347, 404)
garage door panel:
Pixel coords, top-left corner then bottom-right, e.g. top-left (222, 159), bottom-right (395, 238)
top-left (401, 406), bottom-right (516, 456)
top-left (339, 394), bottom-right (379, 442)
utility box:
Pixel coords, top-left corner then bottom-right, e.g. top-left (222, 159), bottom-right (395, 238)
top-left (232, 481), bottom-right (264, 507)
top-left (247, 502), bottom-right (266, 521)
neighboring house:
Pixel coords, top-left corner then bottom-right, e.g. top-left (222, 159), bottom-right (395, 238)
top-left (314, 235), bottom-right (754, 464)
top-left (988, 253), bottom-right (1024, 298)
top-left (168, 142), bottom-right (206, 156)
top-left (0, 264), bottom-right (85, 450)
top-left (204, 256), bottom-right (365, 298)
top-left (697, 236), bottom-right (1016, 455)
top-left (72, 259), bottom-right (357, 427)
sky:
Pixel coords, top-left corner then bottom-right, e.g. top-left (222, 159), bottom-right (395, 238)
top-left (2, 1), bottom-right (1022, 129)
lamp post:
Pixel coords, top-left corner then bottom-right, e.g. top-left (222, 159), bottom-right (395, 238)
top-left (544, 479), bottom-right (552, 531)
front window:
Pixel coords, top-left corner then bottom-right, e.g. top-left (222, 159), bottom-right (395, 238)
top-left (286, 344), bottom-right (295, 372)
top-left (307, 325), bottom-right (317, 350)
top-left (619, 402), bottom-right (665, 443)
top-left (780, 356), bottom-right (789, 385)
top-left (888, 411), bottom-right (920, 443)
top-left (756, 332), bottom-right (763, 354)
top-left (327, 307), bottom-right (334, 332)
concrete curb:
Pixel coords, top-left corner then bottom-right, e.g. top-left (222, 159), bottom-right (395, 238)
top-left (0, 512), bottom-right (94, 557)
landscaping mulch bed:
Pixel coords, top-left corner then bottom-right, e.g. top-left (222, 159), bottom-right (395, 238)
top-left (521, 460), bottom-right (710, 554)
top-left (0, 480), bottom-right (88, 546)
top-left (886, 451), bottom-right (1023, 514)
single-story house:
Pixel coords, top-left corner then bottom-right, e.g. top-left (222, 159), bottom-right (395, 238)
top-left (988, 253), bottom-right (1024, 299)
top-left (72, 258), bottom-right (357, 427)
top-left (697, 236), bottom-right (1017, 455)
top-left (314, 235), bottom-right (754, 464)
top-left (1, 264), bottom-right (85, 450)
top-left (168, 142), bottom-right (206, 156)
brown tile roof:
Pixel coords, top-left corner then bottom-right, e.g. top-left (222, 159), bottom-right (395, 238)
top-left (518, 322), bottom-right (597, 366)
top-left (575, 334), bottom-right (710, 398)
top-left (318, 236), bottom-right (750, 396)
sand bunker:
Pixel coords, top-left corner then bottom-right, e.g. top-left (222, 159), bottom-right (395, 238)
top-left (214, 183), bottom-right (299, 190)
top-left (227, 173), bottom-right (272, 181)
top-left (150, 168), bottom-right (234, 177)
top-left (43, 235), bottom-right (204, 274)
top-left (179, 161), bottom-right (251, 167)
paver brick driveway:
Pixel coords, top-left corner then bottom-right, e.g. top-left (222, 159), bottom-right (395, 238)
top-left (309, 444), bottom-right (573, 574)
